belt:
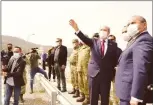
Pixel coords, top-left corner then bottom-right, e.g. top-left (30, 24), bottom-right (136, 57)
top-left (70, 62), bottom-right (76, 66)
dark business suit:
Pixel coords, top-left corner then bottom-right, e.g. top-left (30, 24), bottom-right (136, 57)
top-left (54, 45), bottom-right (68, 90)
top-left (115, 32), bottom-right (153, 105)
top-left (76, 31), bottom-right (119, 105)
top-left (4, 56), bottom-right (26, 105)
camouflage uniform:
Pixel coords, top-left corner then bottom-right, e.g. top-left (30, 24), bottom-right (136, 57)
top-left (110, 79), bottom-right (119, 105)
top-left (69, 46), bottom-right (79, 90)
top-left (77, 44), bottom-right (90, 104)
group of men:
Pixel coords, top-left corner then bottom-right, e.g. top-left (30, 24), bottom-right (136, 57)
top-left (1, 15), bottom-right (153, 105)
top-left (68, 15), bottom-right (153, 105)
top-left (1, 44), bottom-right (49, 105)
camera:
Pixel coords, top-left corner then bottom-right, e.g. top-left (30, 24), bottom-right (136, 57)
top-left (25, 47), bottom-right (39, 55)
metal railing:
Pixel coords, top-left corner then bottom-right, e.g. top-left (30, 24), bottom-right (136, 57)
top-left (35, 73), bottom-right (73, 105)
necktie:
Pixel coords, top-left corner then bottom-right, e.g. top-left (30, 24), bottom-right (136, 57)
top-left (101, 40), bottom-right (105, 56)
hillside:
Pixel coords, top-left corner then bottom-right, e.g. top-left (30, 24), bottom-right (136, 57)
top-left (1, 35), bottom-right (72, 56)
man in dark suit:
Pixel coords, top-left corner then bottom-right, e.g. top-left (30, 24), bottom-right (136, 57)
top-left (69, 20), bottom-right (120, 105)
top-left (108, 35), bottom-right (122, 68)
top-left (54, 38), bottom-right (68, 92)
top-left (115, 15), bottom-right (153, 105)
top-left (3, 46), bottom-right (26, 105)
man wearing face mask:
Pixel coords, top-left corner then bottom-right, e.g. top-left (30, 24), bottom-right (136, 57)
top-left (108, 35), bottom-right (122, 105)
top-left (115, 15), bottom-right (153, 105)
top-left (69, 20), bottom-right (119, 105)
top-left (54, 38), bottom-right (68, 92)
top-left (1, 44), bottom-right (14, 70)
top-left (7, 43), bottom-right (14, 62)
top-left (69, 39), bottom-right (80, 97)
top-left (3, 46), bottom-right (26, 105)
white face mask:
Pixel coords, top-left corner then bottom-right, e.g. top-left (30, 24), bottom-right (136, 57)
top-left (13, 53), bottom-right (20, 58)
top-left (127, 24), bottom-right (139, 38)
top-left (122, 33), bottom-right (132, 42)
top-left (99, 31), bottom-right (108, 39)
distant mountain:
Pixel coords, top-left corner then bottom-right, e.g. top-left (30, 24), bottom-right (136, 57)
top-left (1, 35), bottom-right (72, 56)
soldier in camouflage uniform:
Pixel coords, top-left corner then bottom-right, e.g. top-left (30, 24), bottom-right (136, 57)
top-left (68, 39), bottom-right (80, 98)
top-left (76, 40), bottom-right (90, 105)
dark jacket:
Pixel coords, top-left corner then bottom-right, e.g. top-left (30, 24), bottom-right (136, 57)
top-left (115, 31), bottom-right (153, 101)
top-left (47, 53), bottom-right (54, 66)
top-left (4, 56), bottom-right (26, 86)
top-left (76, 31), bottom-right (119, 81)
top-left (54, 45), bottom-right (67, 66)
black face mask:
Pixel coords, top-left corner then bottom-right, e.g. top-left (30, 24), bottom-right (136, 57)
top-left (8, 47), bottom-right (12, 51)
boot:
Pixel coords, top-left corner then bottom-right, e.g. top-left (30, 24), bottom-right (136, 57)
top-left (30, 90), bottom-right (33, 94)
top-left (73, 90), bottom-right (80, 98)
top-left (82, 97), bottom-right (90, 105)
top-left (68, 88), bottom-right (76, 94)
top-left (76, 93), bottom-right (85, 102)
top-left (20, 94), bottom-right (24, 103)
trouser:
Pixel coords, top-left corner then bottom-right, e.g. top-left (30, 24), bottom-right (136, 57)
top-left (78, 71), bottom-right (89, 98)
top-left (120, 99), bottom-right (147, 105)
top-left (89, 73), bottom-right (111, 105)
top-left (48, 66), bottom-right (56, 80)
top-left (54, 63), bottom-right (66, 90)
top-left (4, 83), bottom-right (21, 105)
top-left (42, 61), bottom-right (46, 70)
top-left (30, 67), bottom-right (48, 92)
top-left (70, 65), bottom-right (78, 89)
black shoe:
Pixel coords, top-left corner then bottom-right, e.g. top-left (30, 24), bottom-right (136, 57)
top-left (57, 87), bottom-right (61, 91)
top-left (61, 89), bottom-right (67, 92)
top-left (20, 94), bottom-right (25, 103)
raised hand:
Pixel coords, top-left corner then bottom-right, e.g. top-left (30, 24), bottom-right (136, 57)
top-left (69, 19), bottom-right (79, 32)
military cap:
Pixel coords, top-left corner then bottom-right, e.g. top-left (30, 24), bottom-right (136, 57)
top-left (72, 39), bottom-right (79, 43)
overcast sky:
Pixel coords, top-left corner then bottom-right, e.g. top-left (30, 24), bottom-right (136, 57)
top-left (2, 1), bottom-right (152, 49)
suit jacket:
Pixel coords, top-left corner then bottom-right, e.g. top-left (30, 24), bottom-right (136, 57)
top-left (76, 31), bottom-right (119, 81)
top-left (55, 45), bottom-right (67, 66)
top-left (115, 32), bottom-right (153, 101)
top-left (4, 56), bottom-right (26, 86)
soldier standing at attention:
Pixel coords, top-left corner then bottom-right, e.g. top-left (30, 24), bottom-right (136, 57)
top-left (77, 38), bottom-right (90, 105)
top-left (68, 39), bottom-right (80, 98)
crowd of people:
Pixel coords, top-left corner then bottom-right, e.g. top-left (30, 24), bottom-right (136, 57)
top-left (1, 15), bottom-right (153, 105)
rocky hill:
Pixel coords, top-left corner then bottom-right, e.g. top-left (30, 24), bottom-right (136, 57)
top-left (1, 35), bottom-right (72, 56)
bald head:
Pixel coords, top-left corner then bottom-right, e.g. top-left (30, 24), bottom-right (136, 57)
top-left (128, 15), bottom-right (147, 33)
top-left (99, 25), bottom-right (110, 40)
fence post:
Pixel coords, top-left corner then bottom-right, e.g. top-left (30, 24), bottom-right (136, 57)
top-left (51, 90), bottom-right (57, 105)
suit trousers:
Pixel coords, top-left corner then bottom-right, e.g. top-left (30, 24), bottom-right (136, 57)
top-left (48, 66), bottom-right (56, 80)
top-left (42, 61), bottom-right (46, 70)
top-left (120, 99), bottom-right (148, 105)
top-left (89, 73), bottom-right (111, 105)
top-left (54, 63), bottom-right (66, 90)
